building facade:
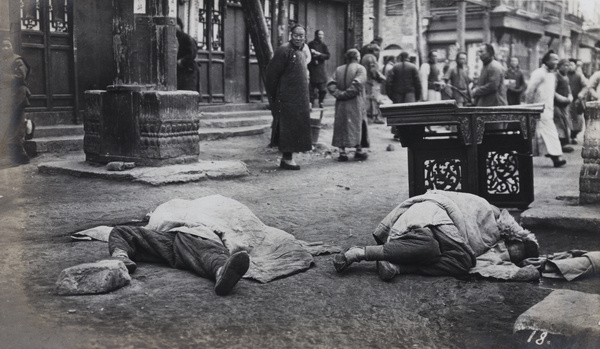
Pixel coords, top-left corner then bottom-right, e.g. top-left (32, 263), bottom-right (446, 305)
top-left (2, 0), bottom-right (599, 131)
top-left (0, 0), bottom-right (355, 127)
top-left (356, 0), bottom-right (600, 80)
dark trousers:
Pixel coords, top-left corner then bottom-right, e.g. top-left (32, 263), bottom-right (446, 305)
top-left (382, 226), bottom-right (474, 277)
top-left (109, 226), bottom-right (230, 280)
top-left (309, 81), bottom-right (327, 104)
top-left (507, 91), bottom-right (522, 106)
top-left (0, 104), bottom-right (29, 165)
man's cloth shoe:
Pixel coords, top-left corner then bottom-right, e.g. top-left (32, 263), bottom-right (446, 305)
top-left (280, 160), bottom-right (300, 170)
top-left (377, 261), bottom-right (399, 281)
top-left (354, 152), bottom-right (368, 161)
top-left (338, 154), bottom-right (348, 162)
top-left (333, 253), bottom-right (350, 273)
top-left (107, 256), bottom-right (137, 274)
top-left (214, 251), bottom-right (250, 296)
top-left (553, 159), bottom-right (567, 167)
top-left (333, 247), bottom-right (365, 272)
top-left (562, 146), bottom-right (574, 153)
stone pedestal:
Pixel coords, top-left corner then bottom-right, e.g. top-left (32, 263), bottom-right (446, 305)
top-left (84, 89), bottom-right (199, 166)
top-left (83, 0), bottom-right (200, 166)
top-left (580, 101), bottom-right (600, 204)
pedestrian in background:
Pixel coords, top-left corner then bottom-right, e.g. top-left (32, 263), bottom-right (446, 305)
top-left (443, 52), bottom-right (471, 107)
top-left (176, 18), bottom-right (200, 92)
top-left (554, 59), bottom-right (574, 153)
top-left (360, 44), bottom-right (386, 124)
top-left (327, 48), bottom-right (369, 162)
top-left (504, 57), bottom-right (526, 105)
top-left (307, 30), bottom-right (330, 109)
top-left (386, 51), bottom-right (422, 140)
top-left (265, 24), bottom-right (312, 171)
top-left (567, 58), bottom-right (588, 144)
top-left (525, 50), bottom-right (566, 168)
top-left (0, 38), bottom-right (31, 167)
top-left (471, 44), bottom-right (507, 107)
top-left (386, 51), bottom-right (422, 104)
top-left (440, 59), bottom-right (453, 101)
top-left (360, 36), bottom-right (383, 58)
top-left (380, 55), bottom-right (396, 97)
top-left (581, 69), bottom-right (600, 102)
top-left (419, 50), bottom-right (442, 102)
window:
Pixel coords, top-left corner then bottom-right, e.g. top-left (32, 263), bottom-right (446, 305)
top-left (21, 0), bottom-right (41, 31)
top-left (386, 0), bottom-right (403, 16)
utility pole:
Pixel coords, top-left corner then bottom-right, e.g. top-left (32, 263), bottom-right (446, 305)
top-left (415, 0), bottom-right (424, 65)
top-left (559, 0), bottom-right (566, 57)
top-left (457, 0), bottom-right (466, 52)
top-left (482, 6), bottom-right (490, 43)
top-left (375, 0), bottom-right (384, 39)
top-left (277, 0), bottom-right (289, 47)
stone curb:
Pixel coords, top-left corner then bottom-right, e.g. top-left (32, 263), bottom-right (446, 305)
top-left (38, 160), bottom-right (250, 185)
top-left (520, 204), bottom-right (600, 234)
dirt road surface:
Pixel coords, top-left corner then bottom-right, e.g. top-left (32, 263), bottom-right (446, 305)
top-left (1, 117), bottom-right (598, 349)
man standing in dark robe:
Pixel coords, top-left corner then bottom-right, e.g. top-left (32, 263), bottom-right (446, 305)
top-left (307, 30), bottom-right (330, 109)
top-left (176, 18), bottom-right (200, 93)
top-left (0, 38), bottom-right (31, 167)
top-left (265, 24), bottom-right (312, 170)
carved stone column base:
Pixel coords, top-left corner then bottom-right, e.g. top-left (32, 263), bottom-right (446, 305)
top-left (84, 90), bottom-right (200, 167)
top-left (580, 101), bottom-right (600, 204)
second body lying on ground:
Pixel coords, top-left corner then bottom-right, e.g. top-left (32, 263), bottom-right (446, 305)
top-left (334, 190), bottom-right (541, 281)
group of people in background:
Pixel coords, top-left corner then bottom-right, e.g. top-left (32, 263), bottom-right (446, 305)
top-left (262, 24), bottom-right (600, 171)
top-left (265, 25), bottom-right (374, 169)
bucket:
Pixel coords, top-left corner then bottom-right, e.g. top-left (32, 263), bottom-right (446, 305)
top-left (309, 110), bottom-right (324, 145)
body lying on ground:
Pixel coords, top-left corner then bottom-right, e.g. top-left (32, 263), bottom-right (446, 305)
top-left (72, 195), bottom-right (314, 296)
top-left (334, 190), bottom-right (542, 281)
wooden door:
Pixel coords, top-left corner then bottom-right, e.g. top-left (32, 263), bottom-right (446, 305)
top-left (179, 0), bottom-right (226, 103)
top-left (223, 3), bottom-right (249, 102)
top-left (300, 0), bottom-right (347, 76)
top-left (19, 0), bottom-right (77, 123)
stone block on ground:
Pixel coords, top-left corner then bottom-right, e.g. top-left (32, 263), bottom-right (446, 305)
top-left (55, 259), bottom-right (131, 295)
top-left (513, 289), bottom-right (600, 348)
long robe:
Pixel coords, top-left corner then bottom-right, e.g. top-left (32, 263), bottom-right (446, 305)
top-left (176, 30), bottom-right (200, 92)
top-left (265, 42), bottom-right (312, 153)
top-left (307, 39), bottom-right (330, 84)
top-left (327, 62), bottom-right (369, 148)
top-left (0, 53), bottom-right (30, 164)
top-left (525, 65), bottom-right (563, 156)
top-left (360, 53), bottom-right (385, 117)
top-left (554, 72), bottom-right (571, 140)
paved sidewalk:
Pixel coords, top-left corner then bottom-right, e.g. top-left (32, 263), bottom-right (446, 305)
top-left (520, 140), bottom-right (600, 233)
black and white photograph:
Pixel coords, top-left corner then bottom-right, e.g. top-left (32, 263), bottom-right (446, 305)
top-left (1, 0), bottom-right (600, 348)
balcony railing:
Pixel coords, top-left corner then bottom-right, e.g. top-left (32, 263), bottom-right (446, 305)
top-left (498, 0), bottom-right (582, 20)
